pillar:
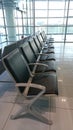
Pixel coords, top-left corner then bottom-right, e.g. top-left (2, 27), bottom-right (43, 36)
top-left (5, 6), bottom-right (16, 42)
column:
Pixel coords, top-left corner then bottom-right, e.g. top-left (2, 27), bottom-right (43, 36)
top-left (5, 6), bottom-right (16, 42)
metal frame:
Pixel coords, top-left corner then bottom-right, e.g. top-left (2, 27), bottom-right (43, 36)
top-left (2, 49), bottom-right (53, 125)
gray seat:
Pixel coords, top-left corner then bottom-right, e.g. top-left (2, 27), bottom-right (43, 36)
top-left (2, 37), bottom-right (30, 57)
top-left (40, 31), bottom-right (47, 42)
top-left (36, 33), bottom-right (54, 48)
top-left (33, 36), bottom-right (55, 54)
top-left (2, 48), bottom-right (58, 125)
top-left (2, 43), bottom-right (17, 57)
top-left (40, 31), bottom-right (54, 45)
top-left (20, 42), bottom-right (56, 73)
top-left (28, 37), bottom-right (55, 61)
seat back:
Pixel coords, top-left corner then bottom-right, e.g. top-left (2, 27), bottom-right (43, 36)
top-left (2, 43), bottom-right (17, 57)
top-left (33, 36), bottom-right (41, 52)
top-left (28, 37), bottom-right (40, 58)
top-left (40, 31), bottom-right (47, 42)
top-left (2, 49), bottom-right (30, 93)
top-left (20, 42), bottom-right (36, 66)
top-left (36, 34), bottom-right (44, 47)
top-left (2, 36), bottom-right (31, 57)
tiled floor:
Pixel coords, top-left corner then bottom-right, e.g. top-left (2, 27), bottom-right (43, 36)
top-left (0, 42), bottom-right (73, 130)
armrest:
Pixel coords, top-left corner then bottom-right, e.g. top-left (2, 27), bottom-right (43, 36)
top-left (16, 83), bottom-right (46, 104)
top-left (16, 83), bottom-right (45, 91)
top-left (36, 53), bottom-right (49, 56)
top-left (41, 41), bottom-right (46, 45)
top-left (24, 62), bottom-right (33, 77)
top-left (29, 63), bottom-right (48, 68)
top-left (44, 44), bottom-right (48, 47)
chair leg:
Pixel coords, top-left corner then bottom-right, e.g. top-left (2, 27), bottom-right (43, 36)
top-left (10, 86), bottom-right (45, 120)
top-left (29, 106), bottom-right (53, 125)
top-left (10, 103), bottom-right (53, 125)
top-left (10, 103), bottom-right (30, 119)
top-left (10, 87), bottom-right (53, 125)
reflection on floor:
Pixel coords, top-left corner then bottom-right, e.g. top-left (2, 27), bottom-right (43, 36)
top-left (0, 43), bottom-right (73, 130)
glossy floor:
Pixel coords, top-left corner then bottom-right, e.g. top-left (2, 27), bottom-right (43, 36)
top-left (0, 42), bottom-right (73, 130)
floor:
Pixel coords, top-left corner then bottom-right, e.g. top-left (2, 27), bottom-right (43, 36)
top-left (0, 42), bottom-right (73, 130)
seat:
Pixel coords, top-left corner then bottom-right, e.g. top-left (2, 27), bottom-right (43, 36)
top-left (33, 35), bottom-right (55, 54)
top-left (2, 43), bottom-right (17, 57)
top-left (2, 36), bottom-right (30, 58)
top-left (20, 42), bottom-right (56, 73)
top-left (40, 31), bottom-right (54, 45)
top-left (28, 37), bottom-right (55, 61)
top-left (2, 48), bottom-right (58, 125)
top-left (36, 33), bottom-right (54, 49)
top-left (40, 31), bottom-right (47, 42)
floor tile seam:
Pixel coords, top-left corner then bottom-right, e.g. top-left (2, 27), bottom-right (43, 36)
top-left (0, 100), bottom-right (28, 104)
top-left (51, 95), bottom-right (73, 99)
top-left (0, 81), bottom-right (14, 83)
top-left (1, 94), bottom-right (18, 130)
top-left (61, 85), bottom-right (73, 88)
top-left (51, 106), bottom-right (73, 111)
top-left (0, 95), bottom-right (17, 103)
top-left (0, 100), bottom-right (16, 104)
top-left (1, 103), bottom-right (15, 130)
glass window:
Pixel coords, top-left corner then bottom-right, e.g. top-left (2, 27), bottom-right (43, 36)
top-left (69, 1), bottom-right (73, 9)
top-left (17, 19), bottom-right (22, 26)
top-left (35, 27), bottom-right (47, 32)
top-left (68, 18), bottom-right (73, 25)
top-left (35, 10), bottom-right (47, 17)
top-left (27, 9), bottom-right (33, 17)
top-left (69, 10), bottom-right (73, 16)
top-left (0, 18), bottom-right (4, 26)
top-left (67, 27), bottom-right (73, 33)
top-left (53, 35), bottom-right (64, 42)
top-left (48, 18), bottom-right (64, 25)
top-left (48, 26), bottom-right (65, 34)
top-left (24, 26), bottom-right (34, 35)
top-left (49, 1), bottom-right (65, 9)
top-left (66, 35), bottom-right (73, 42)
top-left (0, 0), bottom-right (73, 48)
top-left (49, 10), bottom-right (64, 17)
top-left (27, 18), bottom-right (34, 26)
top-left (35, 18), bottom-right (47, 26)
top-left (35, 1), bottom-right (47, 9)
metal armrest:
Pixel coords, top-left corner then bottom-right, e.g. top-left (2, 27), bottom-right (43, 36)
top-left (23, 61), bottom-right (33, 77)
top-left (29, 62), bottom-right (48, 68)
top-left (16, 83), bottom-right (45, 91)
top-left (41, 41), bottom-right (46, 45)
top-left (44, 44), bottom-right (48, 47)
top-left (44, 43), bottom-right (53, 47)
top-left (36, 53), bottom-right (49, 56)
